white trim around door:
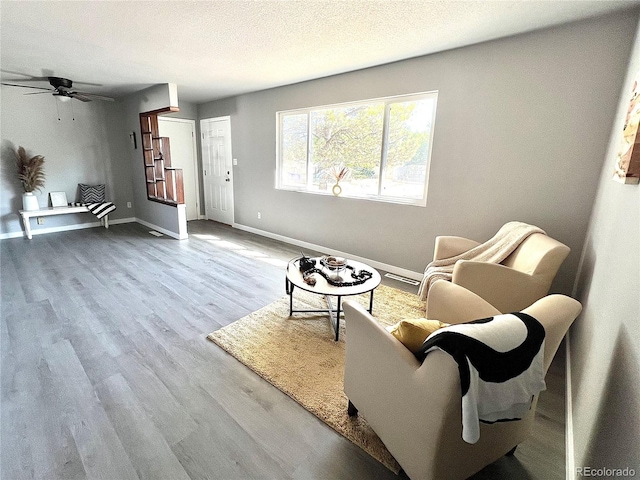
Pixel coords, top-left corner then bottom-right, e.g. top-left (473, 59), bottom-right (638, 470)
top-left (158, 117), bottom-right (202, 221)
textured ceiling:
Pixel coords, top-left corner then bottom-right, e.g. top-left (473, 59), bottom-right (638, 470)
top-left (1, 1), bottom-right (637, 103)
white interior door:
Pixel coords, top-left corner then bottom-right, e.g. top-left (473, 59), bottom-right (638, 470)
top-left (201, 117), bottom-right (234, 225)
top-left (157, 117), bottom-right (199, 221)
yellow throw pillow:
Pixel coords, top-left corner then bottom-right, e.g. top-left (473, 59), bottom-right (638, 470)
top-left (387, 318), bottom-right (450, 354)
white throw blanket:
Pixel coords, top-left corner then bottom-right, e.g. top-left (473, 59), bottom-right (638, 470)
top-left (417, 221), bottom-right (545, 300)
top-left (416, 312), bottom-right (546, 444)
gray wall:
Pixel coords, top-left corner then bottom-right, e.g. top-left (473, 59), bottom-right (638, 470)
top-left (120, 85), bottom-right (197, 238)
top-left (198, 10), bottom-right (638, 294)
top-left (570, 16), bottom-right (640, 476)
top-left (0, 86), bottom-right (134, 236)
top-left (0, 83), bottom-right (198, 239)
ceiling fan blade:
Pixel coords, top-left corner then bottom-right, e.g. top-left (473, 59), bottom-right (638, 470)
top-left (0, 70), bottom-right (50, 82)
top-left (1, 82), bottom-right (52, 91)
top-left (23, 91), bottom-right (55, 96)
top-left (71, 91), bottom-right (115, 102)
top-left (1, 77), bottom-right (50, 82)
top-left (70, 80), bottom-right (103, 87)
top-left (69, 93), bottom-right (92, 102)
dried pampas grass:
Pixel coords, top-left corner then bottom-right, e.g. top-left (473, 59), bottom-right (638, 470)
top-left (15, 146), bottom-right (45, 192)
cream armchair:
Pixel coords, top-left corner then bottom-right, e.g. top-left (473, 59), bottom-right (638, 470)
top-left (343, 281), bottom-right (581, 480)
top-left (433, 231), bottom-right (570, 312)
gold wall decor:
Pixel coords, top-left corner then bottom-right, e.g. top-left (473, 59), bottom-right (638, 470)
top-left (614, 72), bottom-right (640, 184)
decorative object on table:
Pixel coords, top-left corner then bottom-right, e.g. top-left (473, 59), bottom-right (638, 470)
top-left (300, 256), bottom-right (373, 287)
top-left (321, 255), bottom-right (347, 268)
top-left (302, 274), bottom-right (317, 286)
top-left (613, 71), bottom-right (640, 184)
top-left (207, 284), bottom-right (426, 473)
top-left (320, 255), bottom-right (347, 281)
top-left (329, 165), bottom-right (350, 196)
top-left (298, 251), bottom-right (316, 273)
top-left (299, 252), bottom-right (318, 285)
top-left (49, 191), bottom-right (68, 208)
top-left (15, 146), bottom-right (45, 211)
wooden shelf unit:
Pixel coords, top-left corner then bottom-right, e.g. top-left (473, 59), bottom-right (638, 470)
top-left (139, 107), bottom-right (185, 206)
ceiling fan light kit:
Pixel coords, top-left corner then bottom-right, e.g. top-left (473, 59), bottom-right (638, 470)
top-left (54, 93), bottom-right (72, 103)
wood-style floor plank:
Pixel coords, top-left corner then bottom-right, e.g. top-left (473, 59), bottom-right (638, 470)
top-left (43, 339), bottom-right (139, 480)
top-left (0, 220), bottom-right (565, 479)
top-left (95, 373), bottom-right (191, 480)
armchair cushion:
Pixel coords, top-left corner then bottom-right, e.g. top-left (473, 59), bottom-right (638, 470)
top-left (387, 318), bottom-right (449, 354)
top-left (425, 281), bottom-right (501, 322)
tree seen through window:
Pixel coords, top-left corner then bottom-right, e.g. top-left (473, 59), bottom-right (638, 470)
top-left (277, 92), bottom-right (437, 204)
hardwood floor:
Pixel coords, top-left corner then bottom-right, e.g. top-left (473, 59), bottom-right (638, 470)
top-left (1, 220), bottom-right (565, 479)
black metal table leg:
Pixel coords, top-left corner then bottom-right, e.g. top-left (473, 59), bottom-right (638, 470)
top-left (285, 278), bottom-right (294, 315)
top-left (335, 295), bottom-right (342, 341)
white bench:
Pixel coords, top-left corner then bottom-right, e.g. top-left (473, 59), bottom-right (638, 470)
top-left (19, 206), bottom-right (109, 239)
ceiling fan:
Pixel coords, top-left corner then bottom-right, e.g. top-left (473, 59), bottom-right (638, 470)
top-left (1, 76), bottom-right (115, 102)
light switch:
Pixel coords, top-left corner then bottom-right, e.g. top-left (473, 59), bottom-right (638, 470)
top-left (233, 158), bottom-right (238, 166)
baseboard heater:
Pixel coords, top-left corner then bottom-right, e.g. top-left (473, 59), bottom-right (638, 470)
top-left (384, 273), bottom-right (420, 285)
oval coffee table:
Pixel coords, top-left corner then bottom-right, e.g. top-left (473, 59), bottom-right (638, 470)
top-left (285, 257), bottom-right (382, 341)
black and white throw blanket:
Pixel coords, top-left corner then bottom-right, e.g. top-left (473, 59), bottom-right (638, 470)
top-left (69, 202), bottom-right (117, 219)
top-left (416, 312), bottom-right (546, 444)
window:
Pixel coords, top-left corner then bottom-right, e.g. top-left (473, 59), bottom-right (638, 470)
top-left (276, 92), bottom-right (437, 205)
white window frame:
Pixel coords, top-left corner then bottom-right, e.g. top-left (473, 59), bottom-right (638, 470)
top-left (276, 91), bottom-right (438, 206)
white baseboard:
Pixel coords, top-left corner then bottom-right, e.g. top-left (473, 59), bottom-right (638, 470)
top-left (110, 217), bottom-right (136, 225)
top-left (135, 218), bottom-right (187, 240)
top-left (233, 222), bottom-right (423, 281)
top-left (566, 333), bottom-right (575, 480)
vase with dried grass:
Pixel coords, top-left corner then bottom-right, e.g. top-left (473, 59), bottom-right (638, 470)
top-left (15, 146), bottom-right (46, 211)
top-left (330, 165), bottom-right (350, 196)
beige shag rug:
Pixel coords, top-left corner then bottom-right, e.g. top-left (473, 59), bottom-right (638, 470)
top-left (206, 284), bottom-right (426, 473)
